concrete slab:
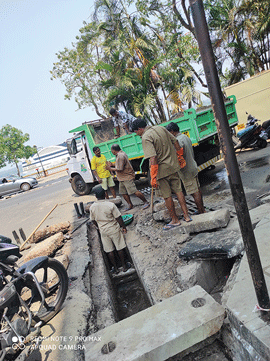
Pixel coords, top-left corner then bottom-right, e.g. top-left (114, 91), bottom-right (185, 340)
top-left (260, 194), bottom-right (270, 204)
top-left (179, 209), bottom-right (231, 234)
top-left (178, 229), bottom-right (243, 260)
top-left (84, 285), bottom-right (225, 361)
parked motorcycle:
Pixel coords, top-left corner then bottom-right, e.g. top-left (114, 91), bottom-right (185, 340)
top-left (234, 113), bottom-right (268, 150)
top-left (0, 242), bottom-right (68, 360)
top-left (262, 119), bottom-right (270, 139)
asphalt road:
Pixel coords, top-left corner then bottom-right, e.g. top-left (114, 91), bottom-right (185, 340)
top-left (199, 144), bottom-right (270, 193)
top-left (1, 144), bottom-right (270, 243)
top-left (0, 174), bottom-right (96, 242)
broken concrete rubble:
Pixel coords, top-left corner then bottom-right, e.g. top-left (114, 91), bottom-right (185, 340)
top-left (29, 221), bottom-right (71, 243)
top-left (23, 232), bottom-right (65, 262)
top-left (153, 198), bottom-right (183, 222)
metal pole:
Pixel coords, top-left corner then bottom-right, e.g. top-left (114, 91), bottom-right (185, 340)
top-left (189, 0), bottom-right (270, 308)
top-left (34, 145), bottom-right (46, 177)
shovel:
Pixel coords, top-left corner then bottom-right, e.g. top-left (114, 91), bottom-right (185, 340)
top-left (150, 187), bottom-right (154, 215)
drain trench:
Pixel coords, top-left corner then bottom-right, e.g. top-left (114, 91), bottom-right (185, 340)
top-left (87, 222), bottom-right (150, 329)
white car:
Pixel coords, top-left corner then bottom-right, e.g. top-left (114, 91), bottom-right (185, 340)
top-left (0, 176), bottom-right (38, 197)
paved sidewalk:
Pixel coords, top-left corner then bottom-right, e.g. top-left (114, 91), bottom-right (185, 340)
top-left (226, 203), bottom-right (270, 360)
top-left (36, 170), bottom-right (69, 184)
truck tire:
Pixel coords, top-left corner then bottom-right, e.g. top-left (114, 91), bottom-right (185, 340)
top-left (71, 175), bottom-right (92, 195)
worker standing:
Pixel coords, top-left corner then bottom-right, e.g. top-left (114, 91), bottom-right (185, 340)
top-left (106, 144), bottom-right (150, 212)
top-left (131, 118), bottom-right (191, 230)
top-left (90, 187), bottom-right (129, 274)
top-left (166, 122), bottom-right (205, 214)
top-left (91, 146), bottom-right (116, 199)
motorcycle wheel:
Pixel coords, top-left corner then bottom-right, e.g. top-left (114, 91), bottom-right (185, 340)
top-left (257, 138), bottom-right (267, 149)
top-left (20, 259), bottom-right (68, 324)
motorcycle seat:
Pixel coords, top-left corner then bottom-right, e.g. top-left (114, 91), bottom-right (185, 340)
top-left (237, 125), bottom-right (256, 138)
top-left (0, 243), bottom-right (21, 262)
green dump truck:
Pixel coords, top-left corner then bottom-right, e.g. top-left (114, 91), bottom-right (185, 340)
top-left (66, 95), bottom-right (238, 195)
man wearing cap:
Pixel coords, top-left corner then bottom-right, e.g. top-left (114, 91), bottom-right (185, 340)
top-left (109, 108), bottom-right (137, 138)
top-left (131, 118), bottom-right (191, 230)
top-left (166, 122), bottom-right (205, 214)
top-left (91, 146), bottom-right (116, 199)
top-left (90, 187), bottom-right (129, 273)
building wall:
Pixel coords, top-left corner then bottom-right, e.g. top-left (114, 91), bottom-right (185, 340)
top-left (225, 69), bottom-right (270, 127)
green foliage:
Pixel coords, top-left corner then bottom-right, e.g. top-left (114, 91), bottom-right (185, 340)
top-left (51, 0), bottom-right (270, 121)
top-left (0, 125), bottom-right (36, 176)
top-left (51, 0), bottom-right (205, 124)
top-left (204, 0), bottom-right (270, 85)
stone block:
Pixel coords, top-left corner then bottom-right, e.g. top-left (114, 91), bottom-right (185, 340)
top-left (84, 285), bottom-right (225, 361)
top-left (179, 209), bottom-right (231, 234)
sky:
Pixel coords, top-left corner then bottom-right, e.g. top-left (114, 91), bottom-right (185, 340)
top-left (0, 0), bottom-right (97, 152)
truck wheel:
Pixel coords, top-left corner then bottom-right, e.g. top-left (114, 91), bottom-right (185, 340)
top-left (71, 175), bottom-right (91, 195)
top-left (257, 139), bottom-right (267, 149)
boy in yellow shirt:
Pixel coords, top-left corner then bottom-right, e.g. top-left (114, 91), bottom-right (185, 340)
top-left (91, 147), bottom-right (116, 199)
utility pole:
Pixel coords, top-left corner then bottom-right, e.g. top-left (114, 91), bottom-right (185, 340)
top-left (34, 145), bottom-right (46, 177)
top-left (188, 0), bottom-right (270, 309)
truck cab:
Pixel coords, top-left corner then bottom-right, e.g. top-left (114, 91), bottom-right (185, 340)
top-left (66, 132), bottom-right (96, 195)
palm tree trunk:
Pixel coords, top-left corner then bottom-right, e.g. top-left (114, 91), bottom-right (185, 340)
top-left (150, 108), bottom-right (159, 124)
top-left (160, 84), bottom-right (170, 119)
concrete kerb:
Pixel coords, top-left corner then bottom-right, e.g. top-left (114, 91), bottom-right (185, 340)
top-left (225, 203), bottom-right (270, 360)
top-left (36, 169), bottom-right (68, 184)
top-left (26, 217), bottom-right (93, 361)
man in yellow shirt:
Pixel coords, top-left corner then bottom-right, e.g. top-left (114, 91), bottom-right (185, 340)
top-left (91, 147), bottom-right (116, 199)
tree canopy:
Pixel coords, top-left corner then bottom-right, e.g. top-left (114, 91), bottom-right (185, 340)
top-left (205, 0), bottom-right (270, 84)
top-left (0, 125), bottom-right (36, 177)
top-left (51, 0), bottom-right (270, 122)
